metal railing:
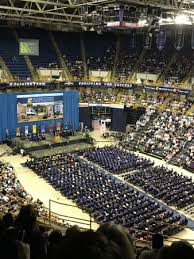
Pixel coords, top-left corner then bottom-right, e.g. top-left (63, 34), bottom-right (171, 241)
top-left (45, 199), bottom-right (194, 247)
top-left (48, 199), bottom-right (94, 230)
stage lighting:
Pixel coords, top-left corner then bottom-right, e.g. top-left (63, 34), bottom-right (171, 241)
top-left (138, 19), bottom-right (148, 27)
top-left (159, 17), bottom-right (174, 25)
top-left (175, 14), bottom-right (192, 25)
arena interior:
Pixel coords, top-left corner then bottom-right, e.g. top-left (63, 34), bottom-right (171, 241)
top-left (0, 0), bottom-right (193, 258)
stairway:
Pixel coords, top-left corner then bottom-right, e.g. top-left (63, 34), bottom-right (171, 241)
top-left (159, 96), bottom-right (171, 111)
top-left (185, 103), bottom-right (194, 116)
top-left (128, 36), bottom-right (149, 82)
top-left (134, 94), bottom-right (145, 108)
top-left (80, 33), bottom-right (88, 80)
top-left (181, 64), bottom-right (194, 84)
top-left (13, 31), bottom-right (39, 81)
top-left (13, 30), bottom-right (34, 80)
top-left (115, 90), bottom-right (122, 103)
top-left (0, 56), bottom-right (13, 81)
top-left (109, 88), bottom-right (121, 103)
top-left (157, 52), bottom-right (177, 83)
top-left (0, 28), bottom-right (30, 80)
top-left (112, 35), bottom-right (121, 81)
top-left (49, 31), bottom-right (71, 80)
top-left (23, 55), bottom-right (39, 81)
top-left (127, 107), bottom-right (146, 125)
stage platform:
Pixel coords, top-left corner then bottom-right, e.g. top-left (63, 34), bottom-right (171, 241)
top-left (30, 143), bottom-right (92, 158)
top-left (10, 133), bottom-right (92, 157)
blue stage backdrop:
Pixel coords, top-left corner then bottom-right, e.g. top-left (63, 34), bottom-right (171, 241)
top-left (0, 91), bottom-right (79, 141)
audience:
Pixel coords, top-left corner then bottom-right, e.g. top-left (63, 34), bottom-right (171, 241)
top-left (0, 162), bottom-right (32, 215)
top-left (0, 161), bottom-right (46, 219)
top-left (0, 205), bottom-right (192, 259)
top-left (38, 62), bottom-right (59, 70)
top-left (124, 165), bottom-right (194, 209)
top-left (132, 112), bottom-right (193, 161)
top-left (81, 89), bottom-right (116, 104)
top-left (122, 106), bottom-right (193, 170)
top-left (173, 140), bottom-right (194, 171)
top-left (165, 240), bottom-right (194, 259)
top-left (82, 146), bottom-right (154, 174)
top-left (1, 28), bottom-right (194, 85)
top-left (165, 52), bottom-right (192, 84)
top-left (26, 153), bottom-right (186, 241)
top-left (166, 98), bottom-right (193, 114)
top-left (116, 50), bottom-right (139, 82)
top-left (64, 54), bottom-right (85, 80)
top-left (87, 45), bottom-right (116, 72)
top-left (137, 49), bottom-right (168, 74)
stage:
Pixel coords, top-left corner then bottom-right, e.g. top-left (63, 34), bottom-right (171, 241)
top-left (9, 133), bottom-right (93, 158)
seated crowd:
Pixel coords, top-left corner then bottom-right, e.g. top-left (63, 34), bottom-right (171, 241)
top-left (119, 94), bottom-right (137, 105)
top-left (134, 112), bottom-right (193, 161)
top-left (0, 161), bottom-right (44, 216)
top-left (165, 52), bottom-right (192, 84)
top-left (137, 49), bottom-right (168, 74)
top-left (124, 165), bottom-right (194, 209)
top-left (141, 96), bottom-right (167, 110)
top-left (165, 98), bottom-right (193, 114)
top-left (64, 54), bottom-right (85, 80)
top-left (80, 90), bottom-right (141, 106)
top-left (82, 146), bottom-right (154, 174)
top-left (174, 140), bottom-right (194, 170)
top-left (80, 91), bottom-right (192, 119)
top-left (26, 153), bottom-right (186, 241)
top-left (80, 89), bottom-right (116, 104)
top-left (1, 27), bottom-right (193, 86)
top-left (139, 95), bottom-right (192, 114)
top-left (87, 45), bottom-right (116, 72)
top-left (0, 205), bottom-right (193, 259)
top-left (38, 62), bottom-right (59, 70)
top-left (116, 50), bottom-right (139, 82)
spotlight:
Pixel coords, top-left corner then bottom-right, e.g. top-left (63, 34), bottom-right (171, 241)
top-left (175, 15), bottom-right (192, 25)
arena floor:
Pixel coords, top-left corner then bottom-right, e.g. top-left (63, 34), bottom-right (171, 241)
top-left (0, 130), bottom-right (194, 245)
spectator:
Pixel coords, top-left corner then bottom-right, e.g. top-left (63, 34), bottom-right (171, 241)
top-left (26, 152), bottom-right (186, 240)
top-left (166, 241), bottom-right (194, 259)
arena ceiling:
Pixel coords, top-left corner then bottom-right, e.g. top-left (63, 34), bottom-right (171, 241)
top-left (0, 0), bottom-right (194, 30)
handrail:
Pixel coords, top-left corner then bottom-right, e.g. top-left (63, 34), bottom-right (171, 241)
top-left (49, 199), bottom-right (93, 229)
top-left (45, 203), bottom-right (194, 245)
top-left (47, 199), bottom-right (194, 240)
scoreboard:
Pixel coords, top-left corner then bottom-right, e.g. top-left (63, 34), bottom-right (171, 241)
top-left (89, 105), bottom-right (111, 115)
top-left (19, 39), bottom-right (39, 56)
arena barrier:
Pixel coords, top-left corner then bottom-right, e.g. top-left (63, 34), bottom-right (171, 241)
top-left (2, 80), bottom-right (192, 94)
top-left (48, 199), bottom-right (94, 230)
top-left (47, 199), bottom-right (194, 247)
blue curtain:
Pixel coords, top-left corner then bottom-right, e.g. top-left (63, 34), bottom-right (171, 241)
top-left (79, 107), bottom-right (92, 129)
top-left (0, 90), bottom-right (79, 141)
top-left (0, 94), bottom-right (17, 141)
top-left (110, 108), bottom-right (125, 132)
top-left (63, 91), bottom-right (79, 130)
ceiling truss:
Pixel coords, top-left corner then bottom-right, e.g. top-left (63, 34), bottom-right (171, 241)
top-left (0, 0), bottom-right (194, 30)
